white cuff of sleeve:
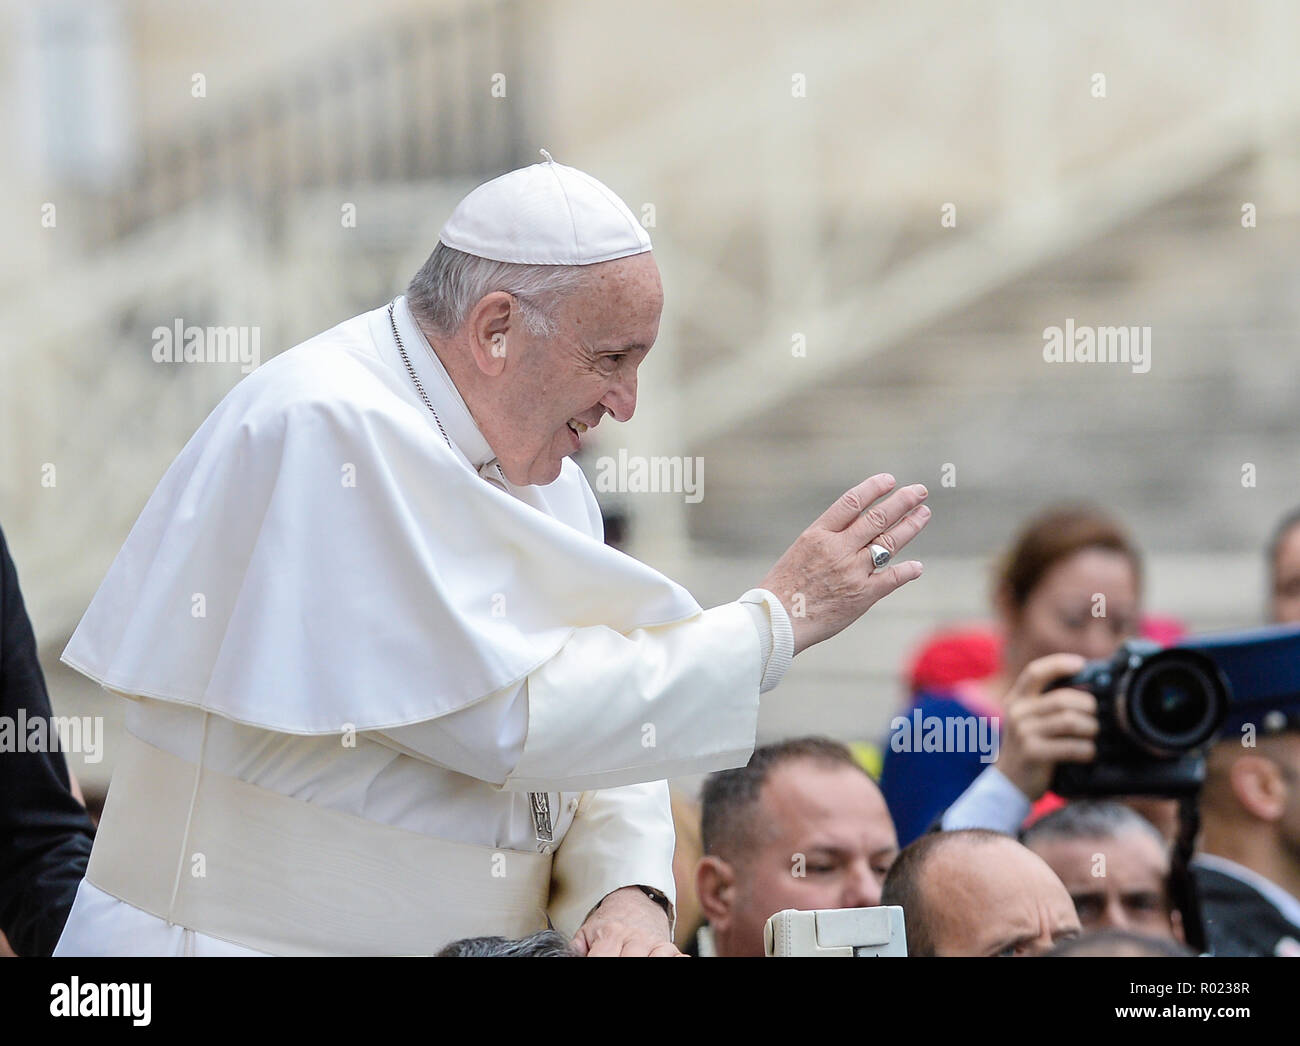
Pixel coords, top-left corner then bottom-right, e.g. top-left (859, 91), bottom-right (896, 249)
top-left (940, 764), bottom-right (1033, 835)
top-left (738, 588), bottom-right (795, 694)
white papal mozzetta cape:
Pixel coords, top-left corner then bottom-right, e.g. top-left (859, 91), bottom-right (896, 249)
top-left (54, 295), bottom-right (792, 956)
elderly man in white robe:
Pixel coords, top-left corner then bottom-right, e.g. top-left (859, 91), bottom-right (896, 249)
top-left (53, 152), bottom-right (931, 957)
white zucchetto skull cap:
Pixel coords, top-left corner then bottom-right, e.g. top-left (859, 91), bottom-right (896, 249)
top-left (438, 149), bottom-right (652, 266)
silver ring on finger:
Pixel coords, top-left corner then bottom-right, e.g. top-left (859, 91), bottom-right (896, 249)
top-left (868, 543), bottom-right (892, 572)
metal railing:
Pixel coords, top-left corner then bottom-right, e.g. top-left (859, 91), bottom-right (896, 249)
top-left (2, 0), bottom-right (531, 639)
top-left (77, 0), bottom-right (525, 245)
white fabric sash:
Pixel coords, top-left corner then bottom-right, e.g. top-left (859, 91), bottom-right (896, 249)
top-left (86, 731), bottom-right (553, 955)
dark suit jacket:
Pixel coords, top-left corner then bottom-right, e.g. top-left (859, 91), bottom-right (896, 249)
top-left (0, 525), bottom-right (95, 955)
top-left (1193, 862), bottom-right (1300, 957)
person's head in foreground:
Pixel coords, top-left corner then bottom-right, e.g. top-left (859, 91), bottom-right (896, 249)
top-left (1200, 725), bottom-right (1300, 900)
top-left (988, 505), bottom-right (1180, 843)
top-left (993, 504), bottom-right (1143, 680)
top-left (696, 737), bottom-right (899, 957)
top-left (1268, 507), bottom-right (1300, 624)
top-left (881, 829), bottom-right (1081, 956)
top-left (1021, 801), bottom-right (1182, 941)
top-left (1046, 928), bottom-right (1193, 957)
top-left (405, 154), bottom-right (661, 487)
top-left (436, 929), bottom-right (576, 957)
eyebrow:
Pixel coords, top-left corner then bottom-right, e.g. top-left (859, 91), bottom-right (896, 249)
top-left (986, 934), bottom-right (1037, 955)
top-left (1119, 890), bottom-right (1164, 904)
top-left (803, 844), bottom-right (899, 861)
top-left (802, 845), bottom-right (850, 858)
top-left (596, 342), bottom-right (649, 354)
top-left (1069, 888), bottom-right (1163, 903)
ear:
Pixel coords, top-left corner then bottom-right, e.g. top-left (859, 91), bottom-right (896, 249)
top-left (1169, 905), bottom-right (1185, 946)
top-left (1229, 754), bottom-right (1287, 822)
top-left (695, 855), bottom-right (738, 931)
top-left (465, 292), bottom-right (516, 377)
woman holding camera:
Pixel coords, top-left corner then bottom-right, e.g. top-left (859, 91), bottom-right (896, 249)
top-left (879, 505), bottom-right (1156, 844)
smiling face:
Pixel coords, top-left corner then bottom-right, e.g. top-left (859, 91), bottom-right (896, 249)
top-left (466, 252), bottom-right (663, 486)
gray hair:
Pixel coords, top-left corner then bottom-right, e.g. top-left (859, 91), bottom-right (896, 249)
top-left (434, 929), bottom-right (576, 957)
top-left (1021, 800), bottom-right (1167, 851)
top-left (406, 242), bottom-right (591, 339)
top-left (1047, 928), bottom-right (1193, 957)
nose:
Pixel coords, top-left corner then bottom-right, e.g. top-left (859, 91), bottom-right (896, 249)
top-left (1098, 896), bottom-right (1130, 932)
top-left (601, 369), bottom-right (638, 423)
top-left (1027, 927), bottom-right (1058, 956)
top-left (842, 862), bottom-right (883, 909)
top-left (1081, 622), bottom-right (1120, 660)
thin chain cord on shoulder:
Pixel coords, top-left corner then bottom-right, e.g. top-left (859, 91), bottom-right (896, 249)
top-left (389, 303), bottom-right (508, 486)
top-left (389, 302), bottom-right (454, 450)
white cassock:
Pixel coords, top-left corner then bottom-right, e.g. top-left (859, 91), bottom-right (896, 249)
top-left (54, 294), bottom-right (793, 956)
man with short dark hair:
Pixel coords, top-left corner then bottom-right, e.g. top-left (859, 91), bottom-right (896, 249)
top-left (1187, 513), bottom-right (1300, 956)
top-left (695, 737), bottom-right (898, 957)
top-left (1021, 801), bottom-right (1181, 941)
top-left (881, 829), bottom-right (1080, 956)
top-left (1194, 719), bottom-right (1300, 956)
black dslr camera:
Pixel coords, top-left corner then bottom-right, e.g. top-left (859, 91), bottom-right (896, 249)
top-left (1049, 623), bottom-right (1300, 798)
top-left (1049, 639), bottom-right (1228, 797)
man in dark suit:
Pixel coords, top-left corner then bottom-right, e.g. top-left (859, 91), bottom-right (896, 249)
top-left (1193, 704), bottom-right (1300, 957)
top-left (0, 524), bottom-right (95, 955)
top-left (1194, 511), bottom-right (1300, 956)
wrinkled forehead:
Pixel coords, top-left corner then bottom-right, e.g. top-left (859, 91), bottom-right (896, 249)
top-left (928, 843), bottom-right (1076, 947)
top-left (561, 253), bottom-right (663, 338)
top-left (1031, 832), bottom-right (1170, 888)
top-left (930, 840), bottom-right (1070, 911)
top-left (755, 763), bottom-right (895, 849)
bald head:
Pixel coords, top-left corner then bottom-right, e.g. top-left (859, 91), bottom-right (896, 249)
top-left (882, 830), bottom-right (1081, 956)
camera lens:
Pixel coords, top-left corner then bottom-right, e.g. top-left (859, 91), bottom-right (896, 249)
top-left (1123, 655), bottom-right (1225, 755)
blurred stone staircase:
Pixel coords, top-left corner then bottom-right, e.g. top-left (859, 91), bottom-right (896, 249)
top-left (689, 158), bottom-right (1300, 560)
top-left (669, 157), bottom-right (1299, 750)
